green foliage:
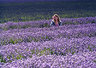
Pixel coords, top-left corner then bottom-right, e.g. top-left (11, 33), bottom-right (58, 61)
top-left (3, 27), bottom-right (8, 31)
top-left (9, 38), bottom-right (16, 44)
top-left (93, 60), bottom-right (96, 63)
top-left (59, 52), bottom-right (66, 56)
top-left (29, 55), bottom-right (32, 58)
top-left (36, 49), bottom-right (40, 55)
top-left (91, 20), bottom-right (95, 23)
top-left (16, 54), bottom-right (23, 60)
top-left (64, 21), bottom-right (74, 25)
top-left (9, 25), bottom-right (18, 29)
top-left (11, 54), bottom-right (15, 60)
top-left (31, 49), bottom-right (35, 54)
top-left (16, 55), bottom-right (20, 60)
top-left (21, 25), bottom-right (31, 29)
top-left (50, 50), bottom-right (54, 55)
top-left (41, 36), bottom-right (45, 39)
top-left (15, 49), bottom-right (18, 53)
top-left (40, 49), bottom-right (46, 56)
top-left (46, 36), bottom-right (53, 40)
top-left (17, 38), bottom-right (23, 43)
top-left (31, 38), bottom-right (39, 42)
top-left (45, 36), bottom-right (49, 39)
top-left (31, 48), bottom-right (53, 56)
top-left (88, 45), bottom-right (92, 51)
top-left (8, 60), bottom-right (12, 63)
top-left (41, 36), bottom-right (53, 41)
top-left (9, 38), bottom-right (17, 44)
top-left (1, 40), bottom-right (6, 45)
top-left (43, 23), bottom-right (50, 27)
top-left (0, 54), bottom-right (6, 63)
top-left (7, 56), bottom-right (10, 60)
top-left (1, 38), bottom-right (23, 45)
top-left (72, 51), bottom-right (75, 55)
top-left (7, 55), bottom-right (13, 62)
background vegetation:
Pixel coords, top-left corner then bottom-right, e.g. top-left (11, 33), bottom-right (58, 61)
top-left (0, 1), bottom-right (96, 23)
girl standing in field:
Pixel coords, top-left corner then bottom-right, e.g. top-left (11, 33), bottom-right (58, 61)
top-left (50, 14), bottom-right (62, 26)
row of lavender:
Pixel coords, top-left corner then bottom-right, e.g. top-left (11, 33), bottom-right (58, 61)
top-left (0, 36), bottom-right (96, 67)
top-left (2, 51), bottom-right (96, 68)
top-left (1, 22), bottom-right (96, 36)
top-left (1, 22), bottom-right (96, 34)
top-left (0, 23), bottom-right (96, 46)
top-left (0, 17), bottom-right (96, 31)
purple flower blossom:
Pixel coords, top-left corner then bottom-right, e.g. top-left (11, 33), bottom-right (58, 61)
top-left (0, 17), bottom-right (96, 68)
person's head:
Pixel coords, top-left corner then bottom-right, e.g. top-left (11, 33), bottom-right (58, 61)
top-left (52, 14), bottom-right (60, 23)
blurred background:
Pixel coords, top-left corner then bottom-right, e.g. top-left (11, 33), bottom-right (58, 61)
top-left (0, 0), bottom-right (96, 23)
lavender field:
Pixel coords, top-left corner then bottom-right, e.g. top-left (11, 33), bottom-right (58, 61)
top-left (0, 17), bottom-right (96, 68)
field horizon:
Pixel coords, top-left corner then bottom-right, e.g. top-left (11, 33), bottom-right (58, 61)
top-left (0, 1), bottom-right (96, 23)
